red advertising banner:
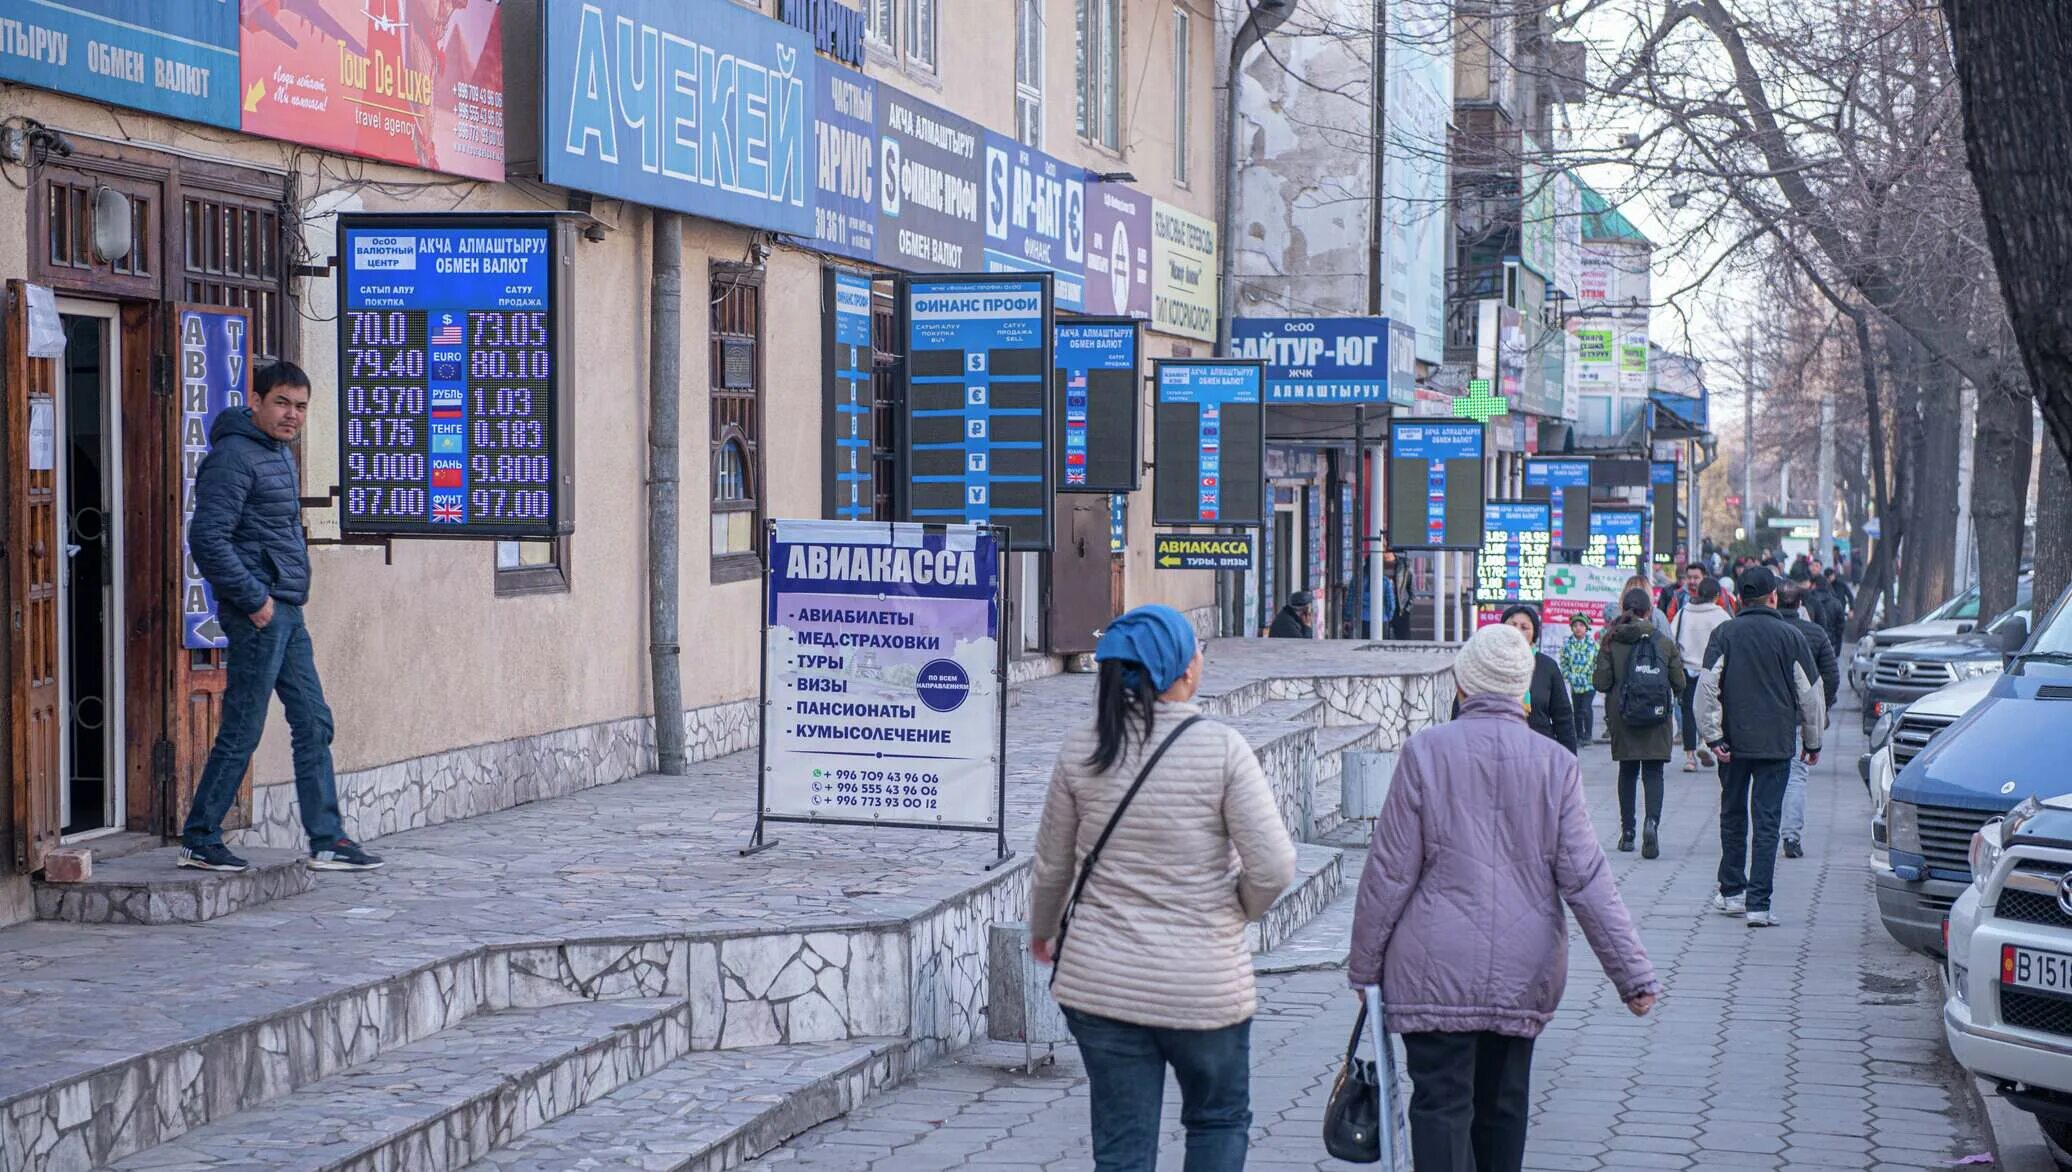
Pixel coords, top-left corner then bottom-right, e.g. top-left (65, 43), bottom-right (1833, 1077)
top-left (240, 0), bottom-right (504, 180)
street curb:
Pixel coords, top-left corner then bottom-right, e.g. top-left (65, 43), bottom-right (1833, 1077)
top-left (1972, 1076), bottom-right (2061, 1172)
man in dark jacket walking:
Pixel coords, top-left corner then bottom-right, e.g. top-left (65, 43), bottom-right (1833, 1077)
top-left (182, 362), bottom-right (382, 873)
top-left (1696, 567), bottom-right (1824, 926)
top-left (1776, 584), bottom-right (1840, 858)
top-left (1268, 591), bottom-right (1314, 639)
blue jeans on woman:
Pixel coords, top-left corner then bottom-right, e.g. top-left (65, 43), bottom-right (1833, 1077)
top-left (1063, 1007), bottom-right (1253, 1171)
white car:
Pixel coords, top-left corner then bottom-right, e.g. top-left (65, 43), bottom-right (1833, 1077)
top-left (1944, 795), bottom-right (2072, 1163)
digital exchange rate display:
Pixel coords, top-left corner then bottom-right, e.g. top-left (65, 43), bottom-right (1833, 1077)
top-left (1524, 457), bottom-right (1592, 550)
top-left (1152, 360), bottom-right (1265, 526)
top-left (1587, 507), bottom-right (1647, 571)
top-left (1476, 501), bottom-right (1553, 605)
top-left (337, 216), bottom-right (571, 538)
top-left (1054, 318), bottom-right (1141, 493)
top-left (1386, 421), bottom-right (1485, 551)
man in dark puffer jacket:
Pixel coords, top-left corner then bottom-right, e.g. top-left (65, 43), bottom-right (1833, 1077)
top-left (181, 362), bottom-right (382, 873)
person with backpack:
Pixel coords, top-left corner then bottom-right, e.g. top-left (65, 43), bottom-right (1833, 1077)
top-left (1029, 604), bottom-right (1296, 1171)
top-left (1671, 578), bottom-right (1733, 772)
top-left (1594, 588), bottom-right (1688, 858)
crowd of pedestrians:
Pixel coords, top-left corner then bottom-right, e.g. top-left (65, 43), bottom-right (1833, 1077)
top-left (1032, 543), bottom-right (1838, 1169)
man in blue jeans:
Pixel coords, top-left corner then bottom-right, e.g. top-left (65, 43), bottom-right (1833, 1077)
top-left (180, 361), bottom-right (382, 873)
top-left (1696, 567), bottom-right (1824, 927)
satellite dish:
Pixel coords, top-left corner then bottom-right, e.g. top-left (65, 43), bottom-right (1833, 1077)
top-left (93, 187), bottom-right (133, 264)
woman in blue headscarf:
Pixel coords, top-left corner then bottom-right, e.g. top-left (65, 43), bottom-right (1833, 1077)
top-left (1028, 605), bottom-right (1297, 1172)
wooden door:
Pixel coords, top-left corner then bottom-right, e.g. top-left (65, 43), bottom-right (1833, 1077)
top-left (5, 282), bottom-right (64, 872)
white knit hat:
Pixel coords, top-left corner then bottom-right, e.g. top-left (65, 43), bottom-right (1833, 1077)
top-left (1455, 623), bottom-right (1537, 699)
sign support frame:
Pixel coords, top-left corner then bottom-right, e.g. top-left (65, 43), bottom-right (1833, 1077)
top-left (741, 521), bottom-right (1014, 870)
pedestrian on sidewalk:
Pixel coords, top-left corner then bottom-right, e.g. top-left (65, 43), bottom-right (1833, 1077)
top-left (1696, 566), bottom-right (1826, 927)
top-left (1451, 606), bottom-right (1576, 753)
top-left (1382, 543), bottom-right (1416, 641)
top-left (1602, 573), bottom-right (1673, 639)
top-left (1671, 578), bottom-right (1732, 772)
top-left (1594, 588), bottom-right (1688, 858)
top-left (181, 362), bottom-right (382, 874)
top-left (1029, 604), bottom-right (1297, 1172)
top-left (1558, 615), bottom-right (1598, 744)
top-left (1269, 591), bottom-right (1315, 639)
top-left (1350, 624), bottom-right (1659, 1172)
top-left (1775, 583), bottom-right (1840, 859)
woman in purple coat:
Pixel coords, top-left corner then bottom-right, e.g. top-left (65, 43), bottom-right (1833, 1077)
top-left (1349, 623), bottom-right (1661, 1172)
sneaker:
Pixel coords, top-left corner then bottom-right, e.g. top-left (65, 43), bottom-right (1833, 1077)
top-left (1617, 829), bottom-right (1636, 853)
top-left (309, 839), bottom-right (385, 871)
top-left (178, 843), bottom-right (250, 873)
top-left (1747, 910), bottom-right (1778, 927)
top-left (1713, 891), bottom-right (1747, 916)
top-left (1642, 819), bottom-right (1660, 860)
top-left (1697, 746), bottom-right (1717, 768)
top-left (1783, 838), bottom-right (1804, 859)
top-left (1683, 757), bottom-right (1698, 773)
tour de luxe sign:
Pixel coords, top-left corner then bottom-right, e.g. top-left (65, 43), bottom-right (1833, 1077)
top-left (335, 213), bottom-right (573, 538)
top-left (752, 519), bottom-right (1009, 861)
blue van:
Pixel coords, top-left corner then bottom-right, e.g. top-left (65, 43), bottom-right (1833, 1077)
top-left (1878, 580), bottom-right (2072, 954)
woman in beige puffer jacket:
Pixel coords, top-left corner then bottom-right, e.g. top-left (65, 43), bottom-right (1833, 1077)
top-left (1029, 604), bottom-right (1297, 1172)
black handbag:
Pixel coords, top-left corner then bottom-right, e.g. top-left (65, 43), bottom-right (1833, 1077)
top-left (1323, 999), bottom-right (1383, 1163)
top-left (1049, 715), bottom-right (1202, 984)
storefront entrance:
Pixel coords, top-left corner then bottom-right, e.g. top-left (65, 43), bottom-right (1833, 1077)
top-left (56, 302), bottom-right (126, 838)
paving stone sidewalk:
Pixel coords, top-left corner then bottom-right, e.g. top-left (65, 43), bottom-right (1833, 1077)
top-left (747, 706), bottom-right (1989, 1171)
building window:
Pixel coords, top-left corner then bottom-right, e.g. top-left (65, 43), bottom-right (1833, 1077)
top-left (711, 268), bottom-right (764, 582)
top-left (1077, 0), bottom-right (1121, 148)
top-left (1580, 393), bottom-right (1614, 437)
top-left (866, 0), bottom-right (895, 51)
top-left (1016, 0), bottom-right (1045, 147)
top-left (1172, 7), bottom-right (1191, 184)
top-left (495, 539), bottom-right (570, 596)
top-left (905, 0), bottom-right (937, 71)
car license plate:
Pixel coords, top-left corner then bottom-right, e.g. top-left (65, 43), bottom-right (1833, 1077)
top-left (2003, 945), bottom-right (2072, 996)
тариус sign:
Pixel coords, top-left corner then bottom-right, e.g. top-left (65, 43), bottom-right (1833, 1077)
top-left (1, 0), bottom-right (240, 128)
top-left (335, 213), bottom-right (572, 538)
top-left (243, 0), bottom-right (505, 180)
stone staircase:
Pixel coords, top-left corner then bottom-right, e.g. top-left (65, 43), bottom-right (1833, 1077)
top-left (2, 649), bottom-right (1449, 1172)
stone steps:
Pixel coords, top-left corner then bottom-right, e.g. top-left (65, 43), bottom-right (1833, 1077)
top-left (107, 999), bottom-right (686, 1172)
top-left (1249, 844), bottom-right (1349, 956)
top-left (466, 1038), bottom-right (918, 1172)
top-left (1239, 697), bottom-right (1327, 728)
top-left (33, 846), bottom-right (314, 925)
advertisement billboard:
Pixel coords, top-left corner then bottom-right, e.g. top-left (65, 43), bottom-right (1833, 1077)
top-left (899, 274), bottom-right (1053, 549)
top-left (1150, 200), bottom-right (1218, 342)
top-left (811, 66), bottom-right (877, 261)
top-left (876, 88), bottom-right (986, 273)
top-left (336, 213), bottom-right (573, 538)
top-left (244, 0), bottom-right (505, 179)
top-left (541, 0), bottom-right (809, 231)
top-left (1, 1), bottom-right (240, 128)
top-left (1084, 182), bottom-right (1153, 318)
top-left (983, 133), bottom-right (1086, 311)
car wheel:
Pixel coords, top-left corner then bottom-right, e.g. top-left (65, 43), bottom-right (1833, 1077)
top-left (2039, 1115), bottom-right (2072, 1169)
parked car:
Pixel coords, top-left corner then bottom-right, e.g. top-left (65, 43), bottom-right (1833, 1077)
top-left (1868, 673), bottom-right (1999, 951)
top-left (1945, 795), bottom-right (2072, 1165)
top-left (1852, 575), bottom-right (2033, 697)
top-left (1862, 600), bottom-right (2032, 735)
top-left (1880, 579), bottom-right (2072, 956)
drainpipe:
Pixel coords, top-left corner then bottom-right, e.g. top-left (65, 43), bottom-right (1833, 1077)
top-left (650, 211), bottom-right (686, 775)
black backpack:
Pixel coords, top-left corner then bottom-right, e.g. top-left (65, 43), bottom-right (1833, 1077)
top-left (1619, 634), bottom-right (1673, 729)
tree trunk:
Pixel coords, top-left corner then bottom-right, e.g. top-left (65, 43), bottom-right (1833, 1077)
top-left (1904, 356), bottom-right (1962, 616)
top-left (1941, 2), bottom-right (2072, 473)
top-left (1970, 376), bottom-right (2034, 622)
top-left (2037, 450), bottom-right (2072, 617)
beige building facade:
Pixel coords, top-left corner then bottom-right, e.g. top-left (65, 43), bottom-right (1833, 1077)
top-left (0, 0), bottom-right (1225, 921)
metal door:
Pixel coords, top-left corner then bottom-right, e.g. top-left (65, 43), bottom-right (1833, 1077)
top-left (1046, 495), bottom-right (1114, 654)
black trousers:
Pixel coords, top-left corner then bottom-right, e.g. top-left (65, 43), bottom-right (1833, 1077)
top-left (1678, 677), bottom-right (1700, 752)
top-left (1617, 759), bottom-right (1666, 833)
top-left (1401, 1031), bottom-right (1536, 1172)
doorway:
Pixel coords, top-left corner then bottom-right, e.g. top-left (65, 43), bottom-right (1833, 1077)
top-left (56, 301), bottom-right (125, 839)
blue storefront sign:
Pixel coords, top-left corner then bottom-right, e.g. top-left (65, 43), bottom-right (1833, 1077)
top-left (0, 0), bottom-right (240, 128)
top-left (1229, 317), bottom-right (1398, 404)
top-left (876, 87), bottom-right (986, 273)
top-left (983, 132), bottom-right (1086, 310)
top-left (901, 275), bottom-right (1053, 549)
top-left (179, 307), bottom-right (250, 649)
top-left (811, 67), bottom-right (877, 261)
top-left (543, 0), bottom-right (815, 237)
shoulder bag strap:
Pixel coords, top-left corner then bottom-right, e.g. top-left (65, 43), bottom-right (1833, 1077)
top-left (1050, 714), bottom-right (1204, 980)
